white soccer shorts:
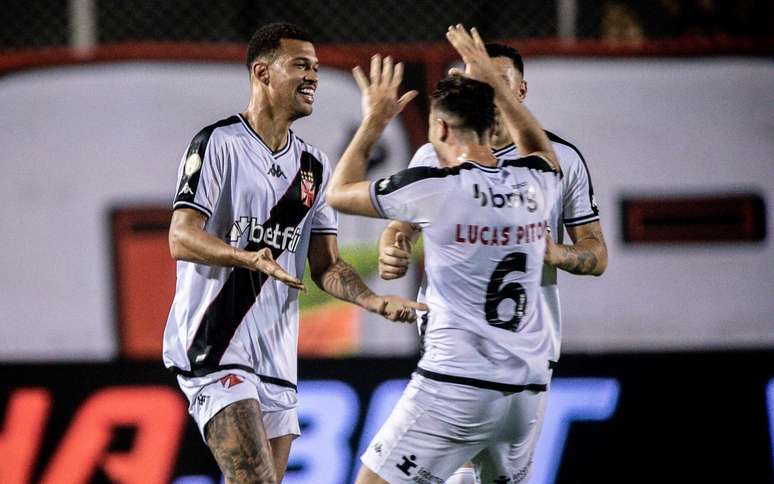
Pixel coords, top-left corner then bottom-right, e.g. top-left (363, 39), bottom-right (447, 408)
top-left (176, 368), bottom-right (300, 441)
top-left (360, 372), bottom-right (547, 484)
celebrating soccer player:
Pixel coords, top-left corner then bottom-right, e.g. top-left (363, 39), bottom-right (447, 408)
top-left (162, 22), bottom-right (425, 483)
top-left (376, 31), bottom-right (608, 484)
top-left (327, 25), bottom-right (563, 483)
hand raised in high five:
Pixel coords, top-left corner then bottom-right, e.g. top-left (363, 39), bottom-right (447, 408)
top-left (445, 24), bottom-right (500, 87)
top-left (352, 54), bottom-right (418, 125)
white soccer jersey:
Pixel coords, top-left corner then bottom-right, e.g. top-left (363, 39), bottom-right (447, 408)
top-left (407, 131), bottom-right (599, 364)
top-left (162, 114), bottom-right (337, 390)
top-left (371, 155), bottom-right (561, 388)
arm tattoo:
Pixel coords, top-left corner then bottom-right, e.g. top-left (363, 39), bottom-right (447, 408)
top-left (556, 245), bottom-right (600, 275)
top-left (556, 225), bottom-right (606, 275)
top-left (206, 399), bottom-right (276, 483)
top-left (318, 258), bottom-right (375, 307)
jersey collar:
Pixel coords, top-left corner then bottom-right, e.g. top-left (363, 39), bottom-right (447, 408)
top-left (238, 113), bottom-right (293, 158)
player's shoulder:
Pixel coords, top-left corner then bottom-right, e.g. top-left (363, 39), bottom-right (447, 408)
top-left (500, 154), bottom-right (557, 174)
top-left (191, 114), bottom-right (242, 142)
top-left (376, 165), bottom-right (458, 196)
top-left (409, 143), bottom-right (440, 168)
top-left (290, 131), bottom-right (330, 165)
top-left (545, 129), bottom-right (586, 169)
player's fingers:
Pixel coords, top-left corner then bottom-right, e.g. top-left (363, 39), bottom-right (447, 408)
top-left (382, 56), bottom-right (394, 87)
top-left (370, 54), bottom-right (382, 84)
top-left (390, 62), bottom-right (404, 92)
top-left (352, 66), bottom-right (369, 92)
top-left (383, 246), bottom-right (410, 259)
top-left (397, 90), bottom-right (418, 111)
top-left (406, 301), bottom-right (429, 312)
top-left (471, 27), bottom-right (485, 49)
top-left (379, 256), bottom-right (409, 269)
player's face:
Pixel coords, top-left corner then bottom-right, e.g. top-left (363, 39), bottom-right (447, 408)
top-left (482, 57), bottom-right (526, 145)
top-left (270, 39), bottom-right (319, 120)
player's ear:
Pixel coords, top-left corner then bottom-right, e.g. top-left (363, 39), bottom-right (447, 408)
top-left (518, 79), bottom-right (528, 102)
top-left (252, 61), bottom-right (270, 86)
top-left (437, 118), bottom-right (450, 143)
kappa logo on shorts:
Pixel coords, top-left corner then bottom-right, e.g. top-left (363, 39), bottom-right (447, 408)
top-left (196, 394), bottom-right (209, 406)
top-left (372, 441), bottom-right (383, 456)
top-left (219, 374), bottom-right (243, 389)
top-left (396, 454), bottom-right (417, 476)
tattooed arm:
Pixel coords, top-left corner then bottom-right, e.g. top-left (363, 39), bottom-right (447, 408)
top-left (308, 234), bottom-right (426, 322)
top-left (544, 221), bottom-right (608, 276)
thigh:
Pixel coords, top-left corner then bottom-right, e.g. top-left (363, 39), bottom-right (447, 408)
top-left (473, 390), bottom-right (546, 484)
top-left (205, 399), bottom-right (276, 484)
top-left (359, 375), bottom-right (484, 483)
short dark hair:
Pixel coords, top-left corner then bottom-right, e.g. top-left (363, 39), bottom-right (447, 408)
top-left (431, 75), bottom-right (495, 138)
top-left (245, 22), bottom-right (312, 70)
top-left (485, 42), bottom-right (524, 76)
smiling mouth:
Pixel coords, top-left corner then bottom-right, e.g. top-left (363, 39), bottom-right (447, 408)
top-left (297, 86), bottom-right (315, 103)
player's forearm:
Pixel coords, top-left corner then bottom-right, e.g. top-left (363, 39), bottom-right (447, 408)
top-left (169, 225), bottom-right (252, 269)
top-left (314, 258), bottom-right (380, 311)
top-left (551, 238), bottom-right (608, 276)
top-left (331, 116), bottom-right (387, 190)
top-left (492, 85), bottom-right (557, 169)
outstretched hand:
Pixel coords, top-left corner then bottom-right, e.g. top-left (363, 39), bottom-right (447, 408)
top-left (352, 55), bottom-right (418, 124)
top-left (445, 24), bottom-right (498, 86)
top-left (370, 295), bottom-right (428, 323)
top-left (249, 247), bottom-right (307, 292)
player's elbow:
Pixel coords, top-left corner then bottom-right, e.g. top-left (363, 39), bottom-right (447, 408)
top-left (168, 228), bottom-right (187, 261)
top-left (326, 189), bottom-right (350, 213)
top-left (592, 249), bottom-right (608, 276)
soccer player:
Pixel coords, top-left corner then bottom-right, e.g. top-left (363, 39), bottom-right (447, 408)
top-left (162, 22), bottom-right (424, 483)
top-left (377, 40), bottom-right (608, 484)
top-left (326, 25), bottom-right (561, 483)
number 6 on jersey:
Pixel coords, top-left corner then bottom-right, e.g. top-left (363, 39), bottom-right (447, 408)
top-left (485, 251), bottom-right (527, 331)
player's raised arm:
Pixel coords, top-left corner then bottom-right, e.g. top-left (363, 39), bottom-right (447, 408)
top-left (327, 55), bottom-right (418, 216)
top-left (445, 25), bottom-right (558, 171)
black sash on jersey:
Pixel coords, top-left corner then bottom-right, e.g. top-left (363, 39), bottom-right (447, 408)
top-left (182, 151), bottom-right (324, 379)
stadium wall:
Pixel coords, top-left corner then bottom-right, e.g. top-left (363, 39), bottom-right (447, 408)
top-left (0, 57), bottom-right (772, 360)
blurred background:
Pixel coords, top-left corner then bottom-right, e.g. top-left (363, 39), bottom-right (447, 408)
top-left (1, 1), bottom-right (773, 483)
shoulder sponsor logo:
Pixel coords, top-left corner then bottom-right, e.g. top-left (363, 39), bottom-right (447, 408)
top-left (228, 216), bottom-right (302, 252)
top-left (267, 163), bottom-right (287, 179)
top-left (184, 153), bottom-right (202, 177)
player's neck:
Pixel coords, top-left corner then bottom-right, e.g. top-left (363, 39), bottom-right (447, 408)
top-left (242, 102), bottom-right (291, 152)
top-left (447, 143), bottom-right (498, 167)
top-left (492, 133), bottom-right (514, 151)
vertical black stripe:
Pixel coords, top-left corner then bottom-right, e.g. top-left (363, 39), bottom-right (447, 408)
top-left (186, 151), bottom-right (324, 376)
top-left (545, 130), bottom-right (598, 215)
top-left (175, 115), bottom-right (240, 207)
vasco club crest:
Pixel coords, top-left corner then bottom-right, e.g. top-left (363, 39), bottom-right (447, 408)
top-left (301, 170), bottom-right (316, 207)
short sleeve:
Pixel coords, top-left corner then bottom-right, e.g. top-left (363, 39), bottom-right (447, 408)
top-left (560, 146), bottom-right (600, 228)
top-left (369, 167), bottom-right (451, 226)
top-left (310, 153), bottom-right (338, 235)
top-left (173, 128), bottom-right (225, 218)
top-left (408, 143), bottom-right (439, 168)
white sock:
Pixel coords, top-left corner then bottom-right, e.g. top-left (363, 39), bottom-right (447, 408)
top-left (445, 467), bottom-right (477, 484)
